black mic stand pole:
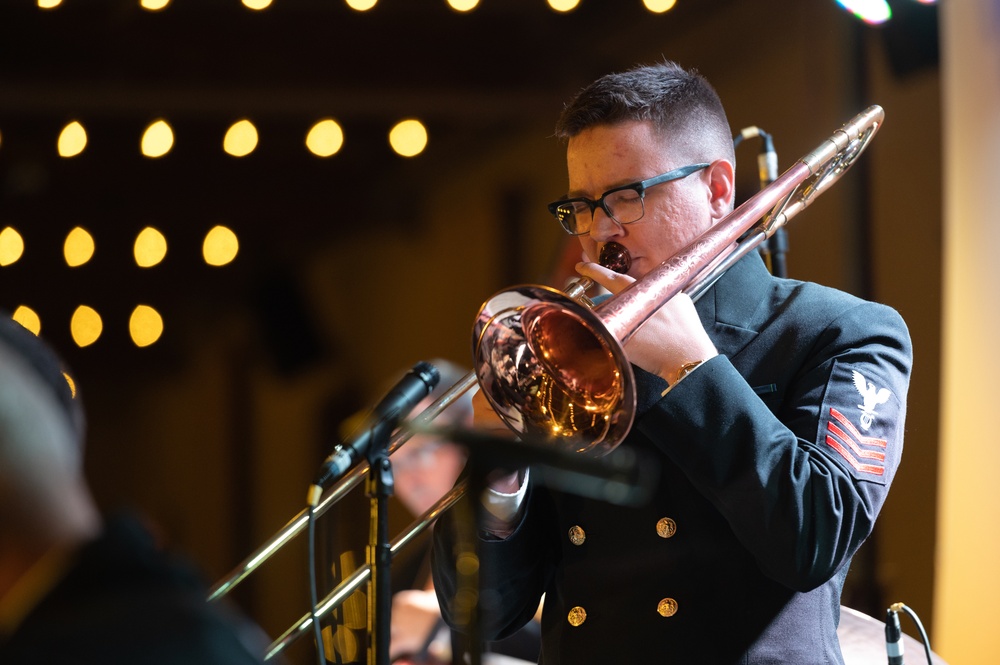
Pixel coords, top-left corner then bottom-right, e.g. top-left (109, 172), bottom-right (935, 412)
top-left (765, 225), bottom-right (789, 278)
top-left (451, 463), bottom-right (486, 665)
top-left (757, 130), bottom-right (788, 278)
top-left (735, 126), bottom-right (788, 278)
top-left (365, 421), bottom-right (395, 665)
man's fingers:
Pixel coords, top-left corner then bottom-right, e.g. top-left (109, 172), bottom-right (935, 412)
top-left (575, 261), bottom-right (635, 295)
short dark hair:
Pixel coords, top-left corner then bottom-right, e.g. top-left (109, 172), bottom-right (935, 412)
top-left (554, 60), bottom-right (735, 165)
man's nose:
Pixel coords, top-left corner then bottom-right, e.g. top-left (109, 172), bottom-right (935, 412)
top-left (588, 205), bottom-right (623, 242)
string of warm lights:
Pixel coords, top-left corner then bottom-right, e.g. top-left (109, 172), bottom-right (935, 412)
top-left (34, 0), bottom-right (683, 14)
top-left (2, 60), bottom-right (247, 347)
top-left (10, 303), bottom-right (164, 350)
top-left (2, 223), bottom-right (239, 349)
top-left (36, 0), bottom-right (941, 20)
top-left (3, 114), bottom-right (426, 349)
top-left (3, 111), bottom-right (245, 348)
top-left (52, 117), bottom-right (426, 160)
top-left (31, 0), bottom-right (939, 24)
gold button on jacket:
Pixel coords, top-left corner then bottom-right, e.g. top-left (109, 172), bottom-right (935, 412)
top-left (656, 517), bottom-right (677, 538)
top-left (657, 598), bottom-right (678, 617)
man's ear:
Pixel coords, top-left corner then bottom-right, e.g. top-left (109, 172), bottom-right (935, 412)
top-left (706, 159), bottom-right (735, 221)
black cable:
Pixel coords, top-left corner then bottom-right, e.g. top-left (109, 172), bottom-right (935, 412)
top-left (887, 602), bottom-right (935, 664)
top-left (308, 504), bottom-right (326, 665)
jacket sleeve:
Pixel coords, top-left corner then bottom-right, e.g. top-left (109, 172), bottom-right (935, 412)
top-left (431, 483), bottom-right (551, 641)
top-left (636, 299), bottom-right (912, 591)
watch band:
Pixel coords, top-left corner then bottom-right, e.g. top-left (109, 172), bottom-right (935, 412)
top-left (661, 358), bottom-right (710, 397)
top-left (677, 359), bottom-right (706, 381)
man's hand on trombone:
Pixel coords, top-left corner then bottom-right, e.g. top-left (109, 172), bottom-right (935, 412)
top-left (575, 259), bottom-right (718, 386)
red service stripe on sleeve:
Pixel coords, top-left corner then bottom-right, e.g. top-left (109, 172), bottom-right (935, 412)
top-left (829, 408), bottom-right (888, 448)
top-left (825, 436), bottom-right (886, 476)
top-left (827, 422), bottom-right (886, 462)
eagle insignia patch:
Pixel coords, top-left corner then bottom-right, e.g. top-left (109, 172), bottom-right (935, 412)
top-left (852, 369), bottom-right (891, 430)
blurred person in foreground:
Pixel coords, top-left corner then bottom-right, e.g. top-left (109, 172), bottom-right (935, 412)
top-left (431, 60), bottom-right (912, 663)
top-left (0, 315), bottom-right (272, 665)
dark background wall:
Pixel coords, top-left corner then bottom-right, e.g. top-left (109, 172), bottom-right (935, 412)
top-left (0, 0), bottom-right (940, 662)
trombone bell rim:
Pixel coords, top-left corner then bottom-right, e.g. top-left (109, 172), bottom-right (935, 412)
top-left (473, 284), bottom-right (636, 456)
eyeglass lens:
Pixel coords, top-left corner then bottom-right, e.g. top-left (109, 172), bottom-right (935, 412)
top-left (557, 189), bottom-right (645, 235)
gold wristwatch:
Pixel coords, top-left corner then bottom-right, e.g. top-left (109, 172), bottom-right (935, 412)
top-left (661, 358), bottom-right (709, 397)
top-left (677, 359), bottom-right (706, 381)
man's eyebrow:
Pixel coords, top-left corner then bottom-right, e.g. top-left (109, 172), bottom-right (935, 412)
top-left (564, 178), bottom-right (642, 200)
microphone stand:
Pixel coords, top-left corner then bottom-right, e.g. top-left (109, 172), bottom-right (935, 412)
top-left (449, 465), bottom-right (486, 665)
top-left (366, 429), bottom-right (395, 665)
top-left (734, 126), bottom-right (788, 278)
top-left (764, 225), bottom-right (789, 278)
top-left (756, 130), bottom-right (788, 278)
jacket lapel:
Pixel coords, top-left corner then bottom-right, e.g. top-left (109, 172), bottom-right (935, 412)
top-left (694, 253), bottom-right (774, 359)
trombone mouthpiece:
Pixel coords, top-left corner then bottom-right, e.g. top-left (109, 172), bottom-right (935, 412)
top-left (599, 242), bottom-right (631, 274)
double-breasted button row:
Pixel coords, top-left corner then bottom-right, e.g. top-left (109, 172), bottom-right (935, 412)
top-left (656, 517), bottom-right (677, 538)
top-left (564, 519), bottom-right (680, 627)
top-left (566, 598), bottom-right (679, 626)
top-left (657, 598), bottom-right (678, 617)
top-left (566, 517), bottom-right (677, 545)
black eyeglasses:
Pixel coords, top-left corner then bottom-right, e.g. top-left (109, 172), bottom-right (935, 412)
top-left (546, 163), bottom-right (710, 236)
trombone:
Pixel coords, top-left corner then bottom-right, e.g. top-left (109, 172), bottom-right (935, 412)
top-left (209, 105), bottom-right (885, 660)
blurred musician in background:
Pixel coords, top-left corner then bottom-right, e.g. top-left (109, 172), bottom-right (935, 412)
top-left (431, 60), bottom-right (913, 663)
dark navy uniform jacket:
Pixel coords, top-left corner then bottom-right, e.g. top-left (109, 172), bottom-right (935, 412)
top-left (433, 253), bottom-right (912, 664)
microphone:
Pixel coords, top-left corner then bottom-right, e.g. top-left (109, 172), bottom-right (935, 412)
top-left (756, 129), bottom-right (778, 187)
top-left (307, 361), bottom-right (440, 506)
top-left (733, 125), bottom-right (776, 186)
top-left (885, 606), bottom-right (904, 665)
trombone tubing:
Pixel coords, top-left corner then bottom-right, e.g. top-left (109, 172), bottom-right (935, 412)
top-left (264, 481), bottom-right (468, 660)
top-left (207, 370), bottom-right (479, 602)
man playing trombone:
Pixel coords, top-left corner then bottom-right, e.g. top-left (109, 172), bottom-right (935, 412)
top-left (431, 60), bottom-right (912, 664)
